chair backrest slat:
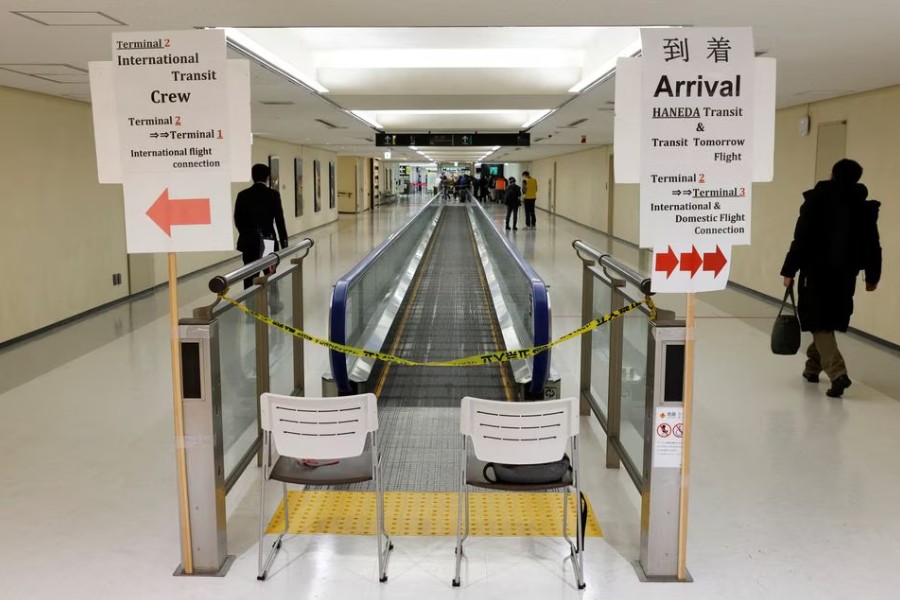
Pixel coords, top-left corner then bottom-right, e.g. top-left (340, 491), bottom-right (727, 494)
top-left (461, 397), bottom-right (578, 465)
top-left (261, 393), bottom-right (377, 459)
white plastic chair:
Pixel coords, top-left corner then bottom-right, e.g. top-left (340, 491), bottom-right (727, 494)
top-left (257, 392), bottom-right (392, 582)
top-left (452, 396), bottom-right (585, 589)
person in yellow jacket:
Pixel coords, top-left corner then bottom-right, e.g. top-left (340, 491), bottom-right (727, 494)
top-left (521, 171), bottom-right (538, 229)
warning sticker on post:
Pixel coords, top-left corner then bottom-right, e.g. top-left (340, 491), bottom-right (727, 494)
top-left (653, 407), bottom-right (684, 468)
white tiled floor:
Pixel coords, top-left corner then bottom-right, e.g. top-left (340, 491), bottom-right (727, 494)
top-left (2, 196), bottom-right (899, 599)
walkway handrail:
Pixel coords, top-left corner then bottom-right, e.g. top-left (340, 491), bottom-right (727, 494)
top-left (208, 238), bottom-right (314, 294)
top-left (572, 239), bottom-right (653, 296)
top-left (330, 195), bottom-right (440, 393)
top-left (469, 198), bottom-right (551, 397)
top-left (339, 197), bottom-right (438, 286)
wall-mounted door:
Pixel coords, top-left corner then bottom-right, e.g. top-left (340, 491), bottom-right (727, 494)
top-left (356, 160), bottom-right (365, 212)
top-left (815, 120), bottom-right (848, 182)
top-left (550, 161), bottom-right (558, 213)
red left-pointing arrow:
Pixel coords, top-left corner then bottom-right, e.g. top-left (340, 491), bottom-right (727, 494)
top-left (146, 188), bottom-right (211, 236)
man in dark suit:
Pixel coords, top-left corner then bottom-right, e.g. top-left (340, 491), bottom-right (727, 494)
top-left (234, 163), bottom-right (289, 289)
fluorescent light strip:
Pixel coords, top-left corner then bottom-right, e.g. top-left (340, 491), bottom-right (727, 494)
top-left (568, 38), bottom-right (643, 93)
top-left (222, 28), bottom-right (328, 93)
top-left (316, 48), bottom-right (582, 70)
top-left (361, 109), bottom-right (520, 116)
top-left (522, 110), bottom-right (553, 129)
top-left (349, 111), bottom-right (384, 129)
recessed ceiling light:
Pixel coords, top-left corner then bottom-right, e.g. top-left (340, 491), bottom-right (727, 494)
top-left (11, 11), bottom-right (126, 26)
top-left (0, 63), bottom-right (89, 84)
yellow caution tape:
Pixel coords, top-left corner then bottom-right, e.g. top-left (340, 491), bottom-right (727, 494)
top-left (218, 293), bottom-right (646, 367)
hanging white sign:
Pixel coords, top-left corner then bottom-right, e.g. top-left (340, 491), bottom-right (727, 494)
top-left (639, 28), bottom-right (756, 249)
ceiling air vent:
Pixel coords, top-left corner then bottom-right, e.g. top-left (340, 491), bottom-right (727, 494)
top-left (315, 118), bottom-right (347, 130)
top-left (259, 100), bottom-right (295, 106)
top-left (561, 118), bottom-right (589, 128)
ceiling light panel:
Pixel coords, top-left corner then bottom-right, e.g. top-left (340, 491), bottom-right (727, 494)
top-left (225, 28), bottom-right (328, 93)
top-left (316, 49), bottom-right (582, 69)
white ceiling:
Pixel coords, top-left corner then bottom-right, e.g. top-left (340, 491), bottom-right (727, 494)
top-left (2, 1), bottom-right (900, 164)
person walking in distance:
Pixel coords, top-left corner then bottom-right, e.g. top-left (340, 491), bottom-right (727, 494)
top-left (521, 171), bottom-right (538, 229)
top-left (234, 163), bottom-right (289, 289)
top-left (504, 176), bottom-right (521, 230)
top-left (780, 159), bottom-right (881, 397)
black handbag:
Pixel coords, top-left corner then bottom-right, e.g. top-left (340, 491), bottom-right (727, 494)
top-left (483, 455), bottom-right (570, 485)
top-left (771, 285), bottom-right (801, 355)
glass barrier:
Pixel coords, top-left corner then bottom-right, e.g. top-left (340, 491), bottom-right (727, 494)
top-left (215, 294), bottom-right (260, 477)
top-left (468, 202), bottom-right (550, 394)
top-left (331, 200), bottom-right (440, 392)
top-left (268, 268), bottom-right (295, 396)
top-left (590, 275), bottom-right (614, 416)
top-left (573, 239), bottom-right (677, 491)
top-left (620, 304), bottom-right (650, 469)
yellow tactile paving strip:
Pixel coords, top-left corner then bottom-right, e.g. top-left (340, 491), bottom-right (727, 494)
top-left (266, 491), bottom-right (603, 537)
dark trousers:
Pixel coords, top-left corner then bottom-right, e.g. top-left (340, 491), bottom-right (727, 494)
top-left (505, 206), bottom-right (519, 229)
top-left (241, 249), bottom-right (261, 289)
top-left (523, 199), bottom-right (536, 227)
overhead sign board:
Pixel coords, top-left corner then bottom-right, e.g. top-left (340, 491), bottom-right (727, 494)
top-left (90, 29), bottom-right (250, 254)
top-left (376, 132), bottom-right (530, 147)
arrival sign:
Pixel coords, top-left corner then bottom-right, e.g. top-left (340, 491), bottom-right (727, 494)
top-left (640, 27), bottom-right (755, 292)
top-left (640, 28), bottom-right (754, 250)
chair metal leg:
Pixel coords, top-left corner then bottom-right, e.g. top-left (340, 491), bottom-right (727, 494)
top-left (257, 473), bottom-right (287, 580)
top-left (374, 443), bottom-right (392, 583)
top-left (463, 485), bottom-right (470, 541)
top-left (453, 437), bottom-right (467, 587)
top-left (282, 483), bottom-right (290, 535)
top-left (376, 468), bottom-right (391, 582)
top-left (571, 439), bottom-right (586, 589)
top-left (257, 469), bottom-right (267, 579)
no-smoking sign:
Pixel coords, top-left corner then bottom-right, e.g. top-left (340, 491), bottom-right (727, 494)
top-left (653, 408), bottom-right (684, 468)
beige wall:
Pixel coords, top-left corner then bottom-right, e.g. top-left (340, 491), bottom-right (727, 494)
top-left (0, 85), bottom-right (338, 342)
top-left (0, 86), bottom-right (128, 342)
top-left (531, 147), bottom-right (612, 232)
top-left (534, 84), bottom-right (900, 345)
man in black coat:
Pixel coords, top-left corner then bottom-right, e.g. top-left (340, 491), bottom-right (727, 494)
top-left (234, 163), bottom-right (289, 289)
top-left (504, 177), bottom-right (521, 230)
top-left (780, 159), bottom-right (882, 397)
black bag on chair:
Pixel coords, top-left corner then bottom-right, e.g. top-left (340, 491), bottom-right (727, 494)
top-left (771, 286), bottom-right (801, 355)
top-left (483, 455), bottom-right (570, 485)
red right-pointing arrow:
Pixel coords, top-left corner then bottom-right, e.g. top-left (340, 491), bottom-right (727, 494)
top-left (655, 246), bottom-right (679, 278)
top-left (680, 246), bottom-right (703, 278)
top-left (703, 245), bottom-right (728, 277)
top-left (146, 188), bottom-right (211, 236)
